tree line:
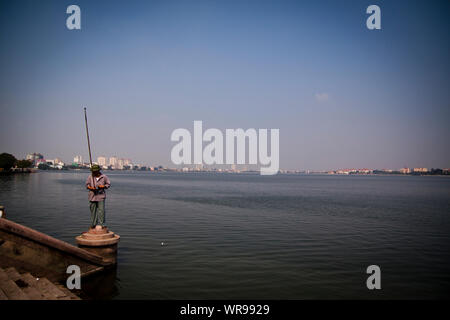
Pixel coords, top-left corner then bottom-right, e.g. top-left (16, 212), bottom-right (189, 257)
top-left (0, 153), bottom-right (33, 172)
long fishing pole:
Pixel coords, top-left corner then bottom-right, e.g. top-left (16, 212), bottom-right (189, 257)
top-left (84, 107), bottom-right (93, 168)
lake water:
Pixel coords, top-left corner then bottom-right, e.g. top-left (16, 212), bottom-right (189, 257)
top-left (1, 171), bottom-right (449, 299)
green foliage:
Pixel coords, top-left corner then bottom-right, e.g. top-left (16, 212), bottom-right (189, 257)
top-left (0, 153), bottom-right (17, 171)
top-left (16, 159), bottom-right (33, 169)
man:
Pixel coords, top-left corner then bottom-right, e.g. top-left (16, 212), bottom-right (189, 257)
top-left (86, 164), bottom-right (111, 229)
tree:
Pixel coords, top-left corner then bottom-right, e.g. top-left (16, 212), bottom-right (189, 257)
top-left (0, 153), bottom-right (17, 171)
top-left (16, 159), bottom-right (33, 172)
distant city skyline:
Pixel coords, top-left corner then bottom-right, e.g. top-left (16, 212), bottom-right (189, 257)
top-left (1, 0), bottom-right (449, 171)
top-left (16, 151), bottom-right (449, 174)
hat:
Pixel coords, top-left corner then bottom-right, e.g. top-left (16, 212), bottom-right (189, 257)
top-left (90, 164), bottom-right (101, 172)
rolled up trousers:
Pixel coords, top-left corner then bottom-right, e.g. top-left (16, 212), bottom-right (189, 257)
top-left (89, 200), bottom-right (105, 227)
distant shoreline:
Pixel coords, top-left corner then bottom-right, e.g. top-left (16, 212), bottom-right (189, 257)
top-left (16, 169), bottom-right (450, 177)
top-left (0, 169), bottom-right (36, 175)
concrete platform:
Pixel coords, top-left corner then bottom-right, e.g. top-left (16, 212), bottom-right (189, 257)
top-left (76, 228), bottom-right (120, 246)
top-left (75, 227), bottom-right (120, 265)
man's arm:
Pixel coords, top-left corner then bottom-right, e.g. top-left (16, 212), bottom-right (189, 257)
top-left (97, 176), bottom-right (110, 189)
top-left (103, 176), bottom-right (111, 189)
top-left (86, 176), bottom-right (95, 190)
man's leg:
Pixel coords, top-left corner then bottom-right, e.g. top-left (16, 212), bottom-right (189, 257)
top-left (90, 201), bottom-right (98, 228)
top-left (97, 200), bottom-right (106, 227)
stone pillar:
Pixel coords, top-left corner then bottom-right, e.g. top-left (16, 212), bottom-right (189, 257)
top-left (75, 227), bottom-right (120, 265)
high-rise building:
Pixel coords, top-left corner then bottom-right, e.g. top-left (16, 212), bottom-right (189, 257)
top-left (97, 156), bottom-right (107, 167)
top-left (26, 153), bottom-right (44, 165)
top-left (73, 155), bottom-right (83, 164)
top-left (118, 158), bottom-right (124, 169)
top-left (109, 156), bottom-right (118, 169)
top-left (400, 167), bottom-right (411, 174)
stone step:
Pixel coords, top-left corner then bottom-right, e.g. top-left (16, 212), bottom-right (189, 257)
top-left (0, 268), bottom-right (29, 300)
top-left (20, 273), bottom-right (55, 300)
top-left (4, 267), bottom-right (45, 299)
top-left (38, 277), bottom-right (73, 300)
top-left (20, 273), bottom-right (68, 300)
top-left (0, 280), bottom-right (28, 299)
top-left (4, 267), bottom-right (21, 281)
top-left (0, 288), bottom-right (8, 300)
top-left (22, 283), bottom-right (46, 300)
top-left (55, 283), bottom-right (81, 300)
top-left (1, 267), bottom-right (80, 300)
top-left (80, 231), bottom-right (116, 240)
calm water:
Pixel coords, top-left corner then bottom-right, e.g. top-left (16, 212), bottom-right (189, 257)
top-left (1, 171), bottom-right (450, 299)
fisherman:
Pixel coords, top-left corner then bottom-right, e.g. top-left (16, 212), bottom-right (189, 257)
top-left (86, 164), bottom-right (111, 229)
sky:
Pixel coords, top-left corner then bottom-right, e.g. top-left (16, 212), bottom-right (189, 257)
top-left (0, 0), bottom-right (449, 170)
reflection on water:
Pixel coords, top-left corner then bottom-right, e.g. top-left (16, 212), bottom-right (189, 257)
top-left (1, 171), bottom-right (450, 299)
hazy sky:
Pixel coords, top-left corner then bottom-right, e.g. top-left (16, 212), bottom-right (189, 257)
top-left (0, 0), bottom-right (449, 170)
